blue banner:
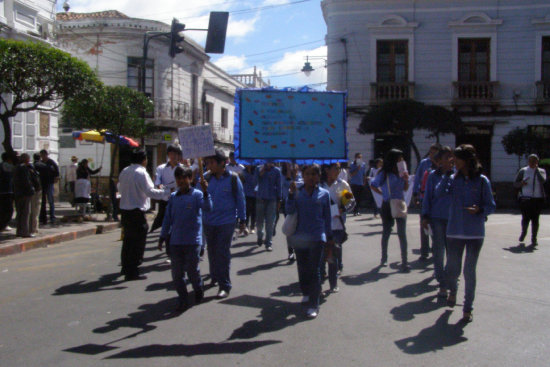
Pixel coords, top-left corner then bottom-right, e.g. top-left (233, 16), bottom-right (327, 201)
top-left (234, 88), bottom-right (348, 164)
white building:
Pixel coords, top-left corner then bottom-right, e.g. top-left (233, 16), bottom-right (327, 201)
top-left (322, 0), bottom-right (550, 203)
top-left (0, 0), bottom-right (59, 161)
top-left (55, 10), bottom-right (245, 178)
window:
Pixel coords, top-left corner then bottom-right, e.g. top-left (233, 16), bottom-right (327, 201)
top-left (39, 112), bottom-right (50, 137)
top-left (221, 107), bottom-right (228, 128)
top-left (377, 40), bottom-right (408, 82)
top-left (458, 39), bottom-right (490, 82)
top-left (14, 8), bottom-right (36, 28)
top-left (528, 125), bottom-right (550, 139)
top-left (543, 37), bottom-right (550, 81)
top-left (204, 102), bottom-right (213, 124)
top-left (127, 57), bottom-right (154, 98)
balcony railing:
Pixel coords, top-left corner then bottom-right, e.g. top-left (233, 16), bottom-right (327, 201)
top-left (536, 81), bottom-right (550, 105)
top-left (149, 98), bottom-right (191, 121)
top-left (370, 82), bottom-right (415, 104)
top-left (213, 125), bottom-right (233, 143)
top-left (452, 81), bottom-right (499, 106)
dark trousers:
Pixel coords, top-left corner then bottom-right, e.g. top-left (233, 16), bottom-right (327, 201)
top-left (15, 195), bottom-right (32, 236)
top-left (0, 193), bottom-right (14, 230)
top-left (327, 230), bottom-right (345, 289)
top-left (170, 245), bottom-right (203, 301)
top-left (420, 217), bottom-right (431, 258)
top-left (295, 241), bottom-right (325, 310)
top-left (519, 198), bottom-right (545, 243)
top-left (204, 223), bottom-right (235, 291)
top-left (120, 209), bottom-right (148, 278)
top-left (381, 201), bottom-right (408, 264)
top-left (39, 184), bottom-right (55, 223)
top-left (150, 200), bottom-right (168, 233)
top-left (245, 196), bottom-right (256, 229)
top-left (350, 184), bottom-right (364, 214)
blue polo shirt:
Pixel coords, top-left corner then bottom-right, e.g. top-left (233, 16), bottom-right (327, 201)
top-left (255, 165), bottom-right (282, 200)
top-left (242, 169), bottom-right (257, 198)
top-left (371, 171), bottom-right (406, 201)
top-left (203, 169), bottom-right (246, 226)
top-left (286, 185), bottom-right (332, 244)
top-left (413, 157), bottom-right (435, 195)
top-left (349, 162), bottom-right (366, 186)
top-left (421, 169), bottom-right (451, 220)
top-left (161, 187), bottom-right (212, 245)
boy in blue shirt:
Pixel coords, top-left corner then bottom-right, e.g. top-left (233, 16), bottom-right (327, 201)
top-left (159, 166), bottom-right (212, 312)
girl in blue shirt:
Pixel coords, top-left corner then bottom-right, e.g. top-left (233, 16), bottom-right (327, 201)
top-left (370, 149), bottom-right (410, 272)
top-left (436, 144), bottom-right (496, 323)
top-left (286, 164), bottom-right (332, 318)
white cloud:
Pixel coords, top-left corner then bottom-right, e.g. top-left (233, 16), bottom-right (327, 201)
top-left (213, 55), bottom-right (248, 72)
top-left (227, 16), bottom-right (259, 38)
top-left (262, 0), bottom-right (291, 5)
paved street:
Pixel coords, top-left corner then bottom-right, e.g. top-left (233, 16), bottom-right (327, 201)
top-left (1, 212), bottom-right (549, 366)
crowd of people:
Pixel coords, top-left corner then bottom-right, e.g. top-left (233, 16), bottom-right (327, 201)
top-left (2, 142), bottom-right (547, 323)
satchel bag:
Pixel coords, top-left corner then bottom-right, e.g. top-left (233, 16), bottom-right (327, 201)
top-left (387, 177), bottom-right (407, 218)
top-left (282, 213), bottom-right (298, 236)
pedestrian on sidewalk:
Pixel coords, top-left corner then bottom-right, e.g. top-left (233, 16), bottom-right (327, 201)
top-left (118, 149), bottom-right (168, 281)
top-left (0, 152), bottom-right (16, 231)
top-left (286, 164), bottom-right (332, 318)
top-left (370, 149), bottom-right (411, 272)
top-left (421, 146), bottom-right (453, 298)
top-left (349, 153), bottom-right (367, 216)
top-left (514, 154), bottom-right (547, 247)
top-left (29, 154), bottom-right (42, 235)
top-left (436, 144), bottom-right (496, 323)
top-left (37, 150), bottom-right (59, 225)
top-left (13, 153), bottom-right (35, 238)
top-left (255, 162), bottom-right (282, 251)
top-left (413, 143), bottom-right (441, 261)
top-left (65, 156), bottom-right (78, 206)
top-left (159, 166), bottom-right (212, 312)
top-left (242, 165), bottom-right (257, 234)
top-left (203, 149), bottom-right (246, 299)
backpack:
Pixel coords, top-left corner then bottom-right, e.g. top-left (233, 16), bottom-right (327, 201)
top-left (204, 171), bottom-right (239, 200)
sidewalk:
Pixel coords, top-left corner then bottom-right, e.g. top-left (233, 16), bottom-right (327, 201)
top-left (0, 202), bottom-right (121, 257)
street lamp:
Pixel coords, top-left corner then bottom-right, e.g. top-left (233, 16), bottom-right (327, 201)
top-left (301, 55), bottom-right (327, 77)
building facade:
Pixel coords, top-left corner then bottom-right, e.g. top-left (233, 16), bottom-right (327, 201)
top-left (322, 0), bottom-right (550, 201)
top-left (55, 10), bottom-right (244, 178)
top-left (0, 0), bottom-right (60, 161)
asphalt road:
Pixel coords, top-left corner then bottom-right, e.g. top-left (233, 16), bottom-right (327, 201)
top-left (1, 212), bottom-right (549, 366)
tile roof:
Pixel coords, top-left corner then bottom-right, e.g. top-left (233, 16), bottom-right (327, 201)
top-left (56, 10), bottom-right (129, 21)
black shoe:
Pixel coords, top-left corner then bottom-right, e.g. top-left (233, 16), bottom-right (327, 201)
top-left (531, 240), bottom-right (538, 247)
top-left (124, 274), bottom-right (147, 281)
top-left (257, 239), bottom-right (263, 247)
top-left (400, 263), bottom-right (411, 273)
top-left (380, 260), bottom-right (388, 267)
top-left (419, 255), bottom-right (429, 262)
top-left (175, 299), bottom-right (188, 312)
top-left (447, 293), bottom-right (457, 308)
top-left (195, 289), bottom-right (204, 304)
top-left (519, 232), bottom-right (526, 243)
top-left (288, 252), bottom-right (295, 262)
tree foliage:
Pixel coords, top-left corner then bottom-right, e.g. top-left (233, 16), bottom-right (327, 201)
top-left (62, 85), bottom-right (154, 178)
top-left (0, 38), bottom-right (98, 154)
top-left (357, 99), bottom-right (463, 165)
top-left (501, 127), bottom-right (545, 169)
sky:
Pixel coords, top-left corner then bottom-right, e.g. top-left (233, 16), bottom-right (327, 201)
top-left (56, 0), bottom-right (328, 90)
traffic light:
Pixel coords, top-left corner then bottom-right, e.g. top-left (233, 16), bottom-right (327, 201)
top-left (169, 18), bottom-right (185, 58)
top-left (205, 12), bottom-right (229, 53)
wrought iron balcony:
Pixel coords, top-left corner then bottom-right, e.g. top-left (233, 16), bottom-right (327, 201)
top-left (452, 81), bottom-right (499, 106)
top-left (370, 82), bottom-right (415, 104)
top-left (535, 81), bottom-right (550, 105)
top-left (212, 125), bottom-right (233, 143)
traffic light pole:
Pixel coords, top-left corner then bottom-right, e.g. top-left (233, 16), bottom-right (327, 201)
top-left (141, 31), bottom-right (169, 95)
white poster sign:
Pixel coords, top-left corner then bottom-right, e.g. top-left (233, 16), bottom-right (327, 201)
top-left (178, 125), bottom-right (216, 159)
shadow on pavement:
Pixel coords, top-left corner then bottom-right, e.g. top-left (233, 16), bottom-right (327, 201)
top-left (237, 259), bottom-right (290, 276)
top-left (340, 265), bottom-right (397, 286)
top-left (394, 310), bottom-right (468, 354)
top-left (390, 295), bottom-right (446, 321)
top-left (103, 340), bottom-right (282, 359)
top-left (232, 246), bottom-right (263, 259)
top-left (390, 277), bottom-right (437, 299)
top-left (270, 282), bottom-right (302, 297)
top-left (232, 241), bottom-right (259, 249)
top-left (53, 272), bottom-right (126, 295)
top-left (361, 231), bottom-right (383, 237)
top-left (503, 244), bottom-right (536, 254)
top-left (221, 294), bottom-right (308, 340)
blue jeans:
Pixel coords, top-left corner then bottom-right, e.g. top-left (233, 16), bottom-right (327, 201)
top-left (39, 183), bottom-right (55, 223)
top-left (381, 201), bottom-right (408, 264)
top-left (446, 237), bottom-right (484, 313)
top-left (256, 198), bottom-right (277, 247)
top-left (295, 241), bottom-right (325, 310)
top-left (431, 219), bottom-right (448, 288)
top-left (204, 223), bottom-right (235, 292)
top-left (170, 245), bottom-right (203, 301)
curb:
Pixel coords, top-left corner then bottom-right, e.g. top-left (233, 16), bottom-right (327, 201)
top-left (0, 222), bottom-right (121, 257)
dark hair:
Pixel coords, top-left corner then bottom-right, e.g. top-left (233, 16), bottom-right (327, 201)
top-left (167, 144), bottom-right (182, 155)
top-left (434, 146), bottom-right (452, 161)
top-left (33, 153), bottom-right (41, 161)
top-left (207, 148), bottom-right (227, 164)
top-left (39, 149), bottom-right (48, 155)
top-left (374, 158), bottom-right (383, 165)
top-left (174, 166), bottom-right (192, 179)
top-left (304, 163), bottom-right (322, 177)
top-left (20, 153), bottom-right (30, 162)
top-left (454, 144), bottom-right (482, 177)
top-left (382, 149), bottom-right (403, 177)
top-left (1, 153), bottom-right (7, 161)
top-left (429, 143), bottom-right (442, 152)
top-left (354, 152), bottom-right (362, 159)
top-left (229, 152), bottom-right (235, 158)
top-left (131, 149), bottom-right (147, 164)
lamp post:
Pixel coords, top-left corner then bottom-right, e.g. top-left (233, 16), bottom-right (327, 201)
top-left (301, 55), bottom-right (327, 76)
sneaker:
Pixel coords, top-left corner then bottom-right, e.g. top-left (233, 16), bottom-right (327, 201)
top-left (306, 308), bottom-right (318, 318)
top-left (462, 311), bottom-right (473, 323)
top-left (301, 295), bottom-right (310, 304)
top-left (419, 255), bottom-right (429, 262)
top-left (330, 286), bottom-right (340, 293)
top-left (288, 252), bottom-right (295, 262)
top-left (250, 229), bottom-right (256, 234)
top-left (380, 260), bottom-right (388, 267)
top-left (266, 246), bottom-right (273, 252)
top-left (217, 290), bottom-right (229, 299)
top-left (400, 263), bottom-right (411, 273)
top-left (447, 293), bottom-right (457, 308)
top-left (257, 239), bottom-right (263, 247)
top-left (165, 259), bottom-right (171, 264)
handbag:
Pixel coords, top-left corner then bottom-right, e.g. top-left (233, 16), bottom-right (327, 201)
top-left (282, 213), bottom-right (298, 236)
top-left (387, 176), bottom-right (407, 218)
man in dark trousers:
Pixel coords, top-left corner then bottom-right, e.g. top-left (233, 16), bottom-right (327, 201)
top-left (37, 150), bottom-right (59, 224)
top-left (0, 152), bottom-right (16, 231)
top-left (13, 153), bottom-right (35, 238)
top-left (118, 149), bottom-right (168, 281)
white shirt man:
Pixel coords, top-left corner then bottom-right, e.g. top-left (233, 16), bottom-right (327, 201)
top-left (119, 164), bottom-right (168, 211)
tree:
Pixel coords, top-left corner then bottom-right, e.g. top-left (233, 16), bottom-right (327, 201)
top-left (62, 85), bottom-right (154, 181)
top-left (0, 39), bottom-right (98, 155)
top-left (357, 100), bottom-right (463, 165)
top-left (501, 127), bottom-right (545, 170)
